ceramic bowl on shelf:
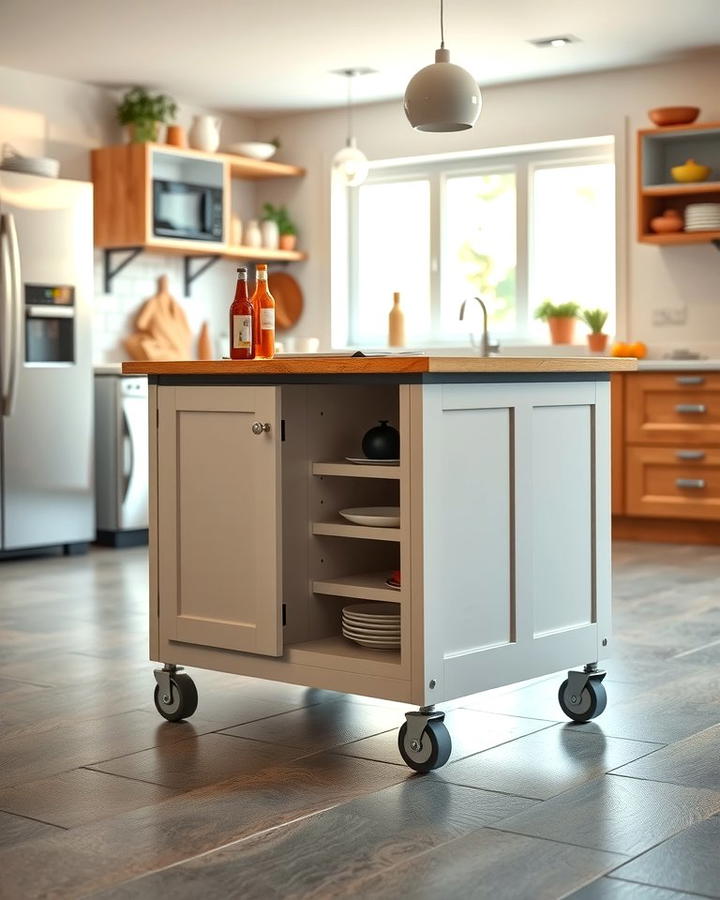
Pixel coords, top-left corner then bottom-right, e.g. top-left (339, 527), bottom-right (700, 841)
top-left (650, 209), bottom-right (684, 233)
top-left (671, 159), bottom-right (711, 183)
top-left (227, 142), bottom-right (277, 161)
top-left (648, 106), bottom-right (700, 127)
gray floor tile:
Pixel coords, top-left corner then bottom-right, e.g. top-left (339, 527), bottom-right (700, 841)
top-left (441, 725), bottom-right (660, 799)
top-left (567, 876), bottom-right (702, 898)
top-left (612, 725), bottom-right (720, 791)
top-left (610, 815), bottom-right (720, 898)
top-left (493, 774), bottom-right (720, 856)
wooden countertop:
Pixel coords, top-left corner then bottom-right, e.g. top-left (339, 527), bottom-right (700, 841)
top-left (122, 356), bottom-right (637, 376)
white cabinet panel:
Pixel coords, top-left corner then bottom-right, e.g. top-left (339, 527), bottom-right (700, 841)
top-left (531, 404), bottom-right (593, 637)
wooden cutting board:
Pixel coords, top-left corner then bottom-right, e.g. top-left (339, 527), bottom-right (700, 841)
top-left (268, 272), bottom-right (303, 331)
top-left (124, 275), bottom-right (193, 361)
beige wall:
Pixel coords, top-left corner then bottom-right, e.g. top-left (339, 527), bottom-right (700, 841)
top-left (262, 54), bottom-right (720, 354)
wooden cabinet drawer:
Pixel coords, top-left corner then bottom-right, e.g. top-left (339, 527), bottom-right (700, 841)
top-left (626, 372), bottom-right (720, 445)
top-left (625, 446), bottom-right (720, 520)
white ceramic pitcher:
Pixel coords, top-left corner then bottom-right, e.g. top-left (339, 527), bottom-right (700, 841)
top-left (189, 115), bottom-right (221, 153)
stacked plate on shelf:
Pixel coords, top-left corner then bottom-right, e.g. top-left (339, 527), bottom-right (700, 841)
top-left (342, 602), bottom-right (400, 650)
top-left (685, 203), bottom-right (720, 232)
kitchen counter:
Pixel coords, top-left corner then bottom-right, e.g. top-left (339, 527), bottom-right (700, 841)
top-left (637, 359), bottom-right (720, 371)
top-left (122, 355), bottom-right (636, 376)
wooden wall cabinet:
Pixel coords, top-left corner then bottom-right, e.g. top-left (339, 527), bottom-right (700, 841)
top-left (637, 121), bottom-right (720, 246)
top-left (613, 371), bottom-right (720, 541)
top-left (91, 143), bottom-right (307, 265)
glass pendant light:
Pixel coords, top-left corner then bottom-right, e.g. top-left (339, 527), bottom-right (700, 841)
top-left (404, 0), bottom-right (481, 132)
top-left (332, 68), bottom-right (370, 187)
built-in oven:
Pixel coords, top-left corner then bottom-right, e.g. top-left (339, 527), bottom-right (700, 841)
top-left (152, 180), bottom-right (224, 242)
top-left (25, 284), bottom-right (75, 363)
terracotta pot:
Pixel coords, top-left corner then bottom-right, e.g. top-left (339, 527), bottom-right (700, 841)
top-left (279, 234), bottom-right (297, 251)
top-left (587, 332), bottom-right (608, 353)
top-left (547, 316), bottom-right (576, 345)
top-left (165, 125), bottom-right (187, 148)
top-left (650, 209), bottom-right (683, 233)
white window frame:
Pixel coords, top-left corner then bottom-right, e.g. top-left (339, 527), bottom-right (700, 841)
top-left (346, 141), bottom-right (615, 348)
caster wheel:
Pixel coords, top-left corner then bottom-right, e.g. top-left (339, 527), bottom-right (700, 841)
top-left (154, 673), bottom-right (198, 722)
top-left (558, 678), bottom-right (607, 723)
top-left (398, 719), bottom-right (452, 773)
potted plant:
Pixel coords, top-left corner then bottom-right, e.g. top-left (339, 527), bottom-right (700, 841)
top-left (117, 87), bottom-right (178, 143)
top-left (534, 300), bottom-right (580, 345)
top-left (262, 203), bottom-right (298, 251)
top-left (581, 308), bottom-right (609, 353)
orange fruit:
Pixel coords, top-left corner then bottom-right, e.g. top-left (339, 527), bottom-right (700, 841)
top-left (627, 341), bottom-right (647, 359)
top-left (611, 342), bottom-right (631, 357)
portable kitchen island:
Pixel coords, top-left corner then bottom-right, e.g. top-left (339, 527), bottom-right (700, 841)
top-left (123, 355), bottom-right (636, 772)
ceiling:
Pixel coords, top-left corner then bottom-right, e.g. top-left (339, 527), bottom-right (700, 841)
top-left (1, 0), bottom-right (719, 115)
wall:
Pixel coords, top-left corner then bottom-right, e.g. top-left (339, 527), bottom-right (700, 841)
top-left (0, 65), bottom-right (258, 361)
top-left (262, 54), bottom-right (720, 354)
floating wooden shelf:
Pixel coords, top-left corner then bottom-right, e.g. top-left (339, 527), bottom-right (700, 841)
top-left (225, 155), bottom-right (305, 180)
top-left (639, 231), bottom-right (720, 245)
top-left (223, 245), bottom-right (306, 263)
top-left (287, 636), bottom-right (401, 673)
top-left (313, 572), bottom-right (402, 603)
top-left (642, 181), bottom-right (720, 196)
top-left (312, 462), bottom-right (401, 479)
top-left (312, 521), bottom-right (401, 542)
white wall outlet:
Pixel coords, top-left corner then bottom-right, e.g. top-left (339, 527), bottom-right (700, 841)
top-left (653, 307), bottom-right (688, 326)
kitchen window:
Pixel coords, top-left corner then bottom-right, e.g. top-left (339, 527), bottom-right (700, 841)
top-left (345, 142), bottom-right (615, 347)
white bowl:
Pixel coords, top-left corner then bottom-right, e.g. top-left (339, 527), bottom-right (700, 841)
top-left (228, 142), bottom-right (277, 161)
top-left (1, 155), bottom-right (60, 178)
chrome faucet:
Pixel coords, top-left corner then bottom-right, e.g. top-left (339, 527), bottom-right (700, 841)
top-left (458, 297), bottom-right (499, 356)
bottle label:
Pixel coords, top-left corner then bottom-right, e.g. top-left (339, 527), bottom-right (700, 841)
top-left (260, 308), bottom-right (275, 331)
top-left (232, 314), bottom-right (252, 349)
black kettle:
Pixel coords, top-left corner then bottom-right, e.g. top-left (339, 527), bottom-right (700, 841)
top-left (362, 420), bottom-right (400, 460)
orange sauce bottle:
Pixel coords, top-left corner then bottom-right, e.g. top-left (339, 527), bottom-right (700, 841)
top-left (251, 264), bottom-right (275, 359)
top-left (229, 267), bottom-right (254, 359)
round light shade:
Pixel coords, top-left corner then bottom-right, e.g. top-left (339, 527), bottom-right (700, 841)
top-left (404, 47), bottom-right (481, 132)
top-left (332, 139), bottom-right (369, 186)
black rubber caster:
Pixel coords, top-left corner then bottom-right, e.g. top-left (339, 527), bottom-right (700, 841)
top-left (398, 718), bottom-right (452, 772)
top-left (153, 673), bottom-right (198, 722)
top-left (558, 677), bottom-right (607, 723)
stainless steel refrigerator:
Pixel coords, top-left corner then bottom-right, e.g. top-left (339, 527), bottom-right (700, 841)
top-left (0, 171), bottom-right (94, 554)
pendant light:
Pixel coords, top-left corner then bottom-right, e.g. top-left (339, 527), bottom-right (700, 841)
top-left (332, 68), bottom-right (371, 187)
top-left (404, 0), bottom-right (481, 132)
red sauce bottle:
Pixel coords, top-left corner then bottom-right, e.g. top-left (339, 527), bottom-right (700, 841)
top-left (229, 266), bottom-right (255, 360)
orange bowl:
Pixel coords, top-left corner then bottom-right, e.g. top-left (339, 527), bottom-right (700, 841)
top-left (648, 106), bottom-right (700, 127)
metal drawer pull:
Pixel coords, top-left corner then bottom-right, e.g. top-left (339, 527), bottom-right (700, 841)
top-left (251, 421), bottom-right (271, 435)
top-left (676, 478), bottom-right (706, 489)
top-left (676, 376), bottom-right (705, 385)
top-left (676, 450), bottom-right (706, 460)
top-left (675, 404), bottom-right (707, 414)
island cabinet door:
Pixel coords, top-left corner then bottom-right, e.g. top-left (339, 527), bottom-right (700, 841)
top-left (419, 380), bottom-right (610, 704)
top-left (156, 385), bottom-right (282, 656)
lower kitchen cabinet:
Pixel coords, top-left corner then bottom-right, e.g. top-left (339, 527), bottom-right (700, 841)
top-left (613, 370), bottom-right (720, 542)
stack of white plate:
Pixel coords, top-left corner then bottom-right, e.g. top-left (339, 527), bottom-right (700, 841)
top-left (342, 602), bottom-right (400, 650)
top-left (1, 153), bottom-right (60, 178)
top-left (685, 203), bottom-right (720, 232)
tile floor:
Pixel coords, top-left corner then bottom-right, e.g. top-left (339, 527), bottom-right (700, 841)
top-left (0, 541), bottom-right (718, 898)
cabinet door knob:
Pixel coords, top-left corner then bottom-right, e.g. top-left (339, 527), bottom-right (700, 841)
top-left (675, 404), bottom-right (707, 414)
top-left (676, 478), bottom-right (706, 489)
top-left (251, 421), bottom-right (271, 435)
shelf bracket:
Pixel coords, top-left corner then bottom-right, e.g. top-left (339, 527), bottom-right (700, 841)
top-left (183, 255), bottom-right (221, 297)
top-left (103, 247), bottom-right (143, 293)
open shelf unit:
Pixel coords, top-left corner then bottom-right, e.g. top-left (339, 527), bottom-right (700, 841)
top-left (287, 636), bottom-right (401, 672)
top-left (313, 572), bottom-right (402, 603)
top-left (91, 142), bottom-right (307, 293)
top-left (312, 461), bottom-right (400, 479)
top-left (312, 521), bottom-right (401, 541)
top-left (637, 121), bottom-right (720, 245)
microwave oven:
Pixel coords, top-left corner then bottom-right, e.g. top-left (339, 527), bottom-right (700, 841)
top-left (152, 179), bottom-right (224, 242)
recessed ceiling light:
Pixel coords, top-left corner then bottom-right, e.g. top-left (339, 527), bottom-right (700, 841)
top-left (529, 35), bottom-right (579, 49)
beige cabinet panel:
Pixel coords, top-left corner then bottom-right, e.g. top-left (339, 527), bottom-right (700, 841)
top-left (157, 385), bottom-right (282, 656)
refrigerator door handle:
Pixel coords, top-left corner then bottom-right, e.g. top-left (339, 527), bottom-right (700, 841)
top-left (0, 215), bottom-right (12, 413)
top-left (4, 213), bottom-right (22, 418)
top-left (121, 406), bottom-right (134, 503)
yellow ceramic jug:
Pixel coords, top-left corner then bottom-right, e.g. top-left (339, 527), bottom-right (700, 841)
top-left (671, 158), bottom-right (711, 183)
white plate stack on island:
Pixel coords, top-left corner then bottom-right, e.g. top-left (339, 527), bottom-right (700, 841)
top-left (342, 602), bottom-right (401, 650)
